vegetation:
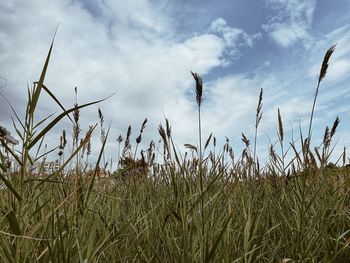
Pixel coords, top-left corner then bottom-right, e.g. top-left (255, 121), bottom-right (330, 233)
top-left (0, 39), bottom-right (349, 262)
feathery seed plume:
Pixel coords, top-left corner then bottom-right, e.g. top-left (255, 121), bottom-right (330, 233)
top-left (191, 71), bottom-right (203, 107)
top-left (319, 44), bottom-right (336, 83)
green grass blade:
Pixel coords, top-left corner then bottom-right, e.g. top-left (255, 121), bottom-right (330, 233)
top-left (29, 37), bottom-right (55, 116)
top-left (34, 82), bottom-right (74, 124)
top-left (33, 112), bottom-right (57, 130)
top-left (0, 92), bottom-right (25, 130)
top-left (34, 146), bottom-right (59, 162)
top-left (0, 172), bottom-right (22, 201)
top-left (207, 211), bottom-right (233, 261)
top-left (28, 97), bottom-right (109, 149)
top-left (5, 210), bottom-right (22, 235)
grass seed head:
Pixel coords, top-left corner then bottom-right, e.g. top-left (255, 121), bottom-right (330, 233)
top-left (122, 126), bottom-right (132, 157)
top-left (204, 133), bottom-right (212, 150)
top-left (330, 116), bottom-right (340, 138)
top-left (136, 134), bottom-right (142, 144)
top-left (323, 126), bottom-right (330, 146)
top-left (73, 103), bottom-right (81, 145)
top-left (98, 107), bottom-right (104, 125)
top-left (117, 135), bottom-right (123, 143)
top-left (256, 88), bottom-right (263, 128)
top-left (158, 124), bottom-right (168, 148)
top-left (319, 44), bottom-right (336, 83)
top-left (278, 108), bottom-right (284, 142)
top-left (140, 118), bottom-right (147, 134)
top-left (62, 130), bottom-right (67, 148)
top-left (242, 133), bottom-right (250, 147)
top-left (191, 71), bottom-right (203, 107)
top-left (165, 118), bottom-right (171, 137)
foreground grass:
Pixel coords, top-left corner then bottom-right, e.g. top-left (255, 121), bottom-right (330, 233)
top-left (0, 167), bottom-right (349, 262)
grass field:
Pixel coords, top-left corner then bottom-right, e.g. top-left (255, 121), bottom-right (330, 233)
top-left (0, 41), bottom-right (349, 262)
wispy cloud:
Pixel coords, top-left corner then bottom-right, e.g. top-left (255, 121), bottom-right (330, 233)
top-left (0, 0), bottom-right (228, 161)
top-left (263, 0), bottom-right (316, 47)
top-left (211, 18), bottom-right (261, 55)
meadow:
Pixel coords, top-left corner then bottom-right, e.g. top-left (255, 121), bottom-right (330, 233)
top-left (0, 40), bottom-right (349, 262)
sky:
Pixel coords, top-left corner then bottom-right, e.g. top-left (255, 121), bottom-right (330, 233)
top-left (1, 0), bottom-right (350, 168)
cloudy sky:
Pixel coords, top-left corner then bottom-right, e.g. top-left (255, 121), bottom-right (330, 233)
top-left (1, 0), bottom-right (350, 167)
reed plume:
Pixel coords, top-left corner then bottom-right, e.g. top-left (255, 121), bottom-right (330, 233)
top-left (191, 70), bottom-right (205, 261)
top-left (307, 45), bottom-right (336, 149)
top-left (191, 71), bottom-right (204, 159)
top-left (191, 71), bottom-right (203, 107)
top-left (330, 116), bottom-right (340, 138)
top-left (116, 134), bottom-right (123, 167)
top-left (278, 108), bottom-right (284, 142)
top-left (319, 45), bottom-right (336, 83)
top-left (253, 88), bottom-right (263, 171)
top-left (158, 124), bottom-right (168, 155)
top-left (134, 118), bottom-right (148, 159)
top-left (122, 125), bottom-right (132, 158)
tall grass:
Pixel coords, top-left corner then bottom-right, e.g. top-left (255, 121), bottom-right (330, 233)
top-left (0, 40), bottom-right (349, 262)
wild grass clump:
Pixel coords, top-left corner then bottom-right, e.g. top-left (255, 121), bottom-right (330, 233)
top-left (0, 39), bottom-right (349, 262)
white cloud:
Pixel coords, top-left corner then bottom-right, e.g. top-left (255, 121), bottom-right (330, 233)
top-left (327, 59), bottom-right (350, 82)
top-left (263, 0), bottom-right (316, 47)
top-left (0, 0), bottom-right (229, 165)
top-left (205, 75), bottom-right (258, 132)
top-left (267, 23), bottom-right (309, 47)
top-left (211, 18), bottom-right (261, 55)
top-left (203, 73), bottom-right (307, 142)
top-left (263, 97), bottom-right (311, 130)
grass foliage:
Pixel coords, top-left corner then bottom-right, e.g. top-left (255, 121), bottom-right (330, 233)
top-left (0, 40), bottom-right (349, 262)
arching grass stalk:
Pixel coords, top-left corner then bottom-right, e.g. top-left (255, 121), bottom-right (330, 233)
top-left (253, 88), bottom-right (263, 177)
top-left (191, 71), bottom-right (203, 159)
top-left (191, 71), bottom-right (205, 259)
top-left (307, 45), bottom-right (336, 156)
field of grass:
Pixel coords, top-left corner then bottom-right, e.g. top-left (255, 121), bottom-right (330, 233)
top-left (0, 40), bottom-right (349, 262)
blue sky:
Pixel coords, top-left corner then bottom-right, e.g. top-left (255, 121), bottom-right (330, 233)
top-left (1, 0), bottom-right (350, 166)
